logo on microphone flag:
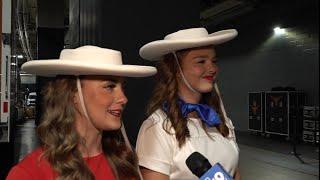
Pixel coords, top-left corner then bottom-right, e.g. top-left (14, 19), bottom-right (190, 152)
top-left (200, 163), bottom-right (233, 180)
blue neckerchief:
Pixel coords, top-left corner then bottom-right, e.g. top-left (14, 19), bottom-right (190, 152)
top-left (162, 99), bottom-right (221, 127)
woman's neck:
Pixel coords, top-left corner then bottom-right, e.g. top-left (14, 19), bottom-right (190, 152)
top-left (80, 131), bottom-right (103, 158)
top-left (178, 84), bottom-right (203, 119)
top-left (178, 84), bottom-right (202, 104)
top-left (75, 116), bottom-right (103, 157)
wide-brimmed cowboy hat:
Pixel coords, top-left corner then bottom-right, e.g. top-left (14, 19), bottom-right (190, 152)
top-left (22, 45), bottom-right (157, 77)
top-left (139, 28), bottom-right (238, 61)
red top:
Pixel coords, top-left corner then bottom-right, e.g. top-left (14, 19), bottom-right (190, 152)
top-left (6, 148), bottom-right (115, 180)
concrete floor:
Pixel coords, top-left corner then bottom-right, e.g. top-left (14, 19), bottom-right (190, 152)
top-left (239, 144), bottom-right (318, 180)
top-left (12, 120), bottom-right (320, 179)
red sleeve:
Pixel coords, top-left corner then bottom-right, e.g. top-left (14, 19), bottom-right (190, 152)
top-left (6, 166), bottom-right (33, 180)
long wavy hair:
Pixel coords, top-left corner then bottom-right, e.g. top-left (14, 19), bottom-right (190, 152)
top-left (37, 75), bottom-right (140, 180)
top-left (147, 48), bottom-right (229, 148)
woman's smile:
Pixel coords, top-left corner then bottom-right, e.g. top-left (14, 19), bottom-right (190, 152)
top-left (107, 109), bottom-right (122, 117)
top-left (203, 75), bottom-right (213, 81)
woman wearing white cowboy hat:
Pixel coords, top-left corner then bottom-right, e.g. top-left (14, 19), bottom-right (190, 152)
top-left (7, 45), bottom-right (156, 180)
top-left (136, 28), bottom-right (241, 180)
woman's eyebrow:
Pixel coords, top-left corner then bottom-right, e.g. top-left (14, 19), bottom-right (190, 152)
top-left (104, 78), bottom-right (125, 84)
top-left (107, 79), bottom-right (117, 83)
top-left (193, 55), bottom-right (216, 59)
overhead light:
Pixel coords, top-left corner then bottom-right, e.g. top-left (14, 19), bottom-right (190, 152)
top-left (273, 27), bottom-right (286, 35)
top-left (17, 55), bottom-right (24, 59)
top-left (12, 54), bottom-right (24, 59)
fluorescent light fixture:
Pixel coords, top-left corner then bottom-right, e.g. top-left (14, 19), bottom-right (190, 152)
top-left (17, 55), bottom-right (24, 59)
top-left (273, 27), bottom-right (286, 35)
top-left (12, 54), bottom-right (24, 59)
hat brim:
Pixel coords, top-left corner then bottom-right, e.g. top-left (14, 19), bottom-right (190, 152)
top-left (139, 29), bottom-right (238, 61)
top-left (21, 60), bottom-right (157, 77)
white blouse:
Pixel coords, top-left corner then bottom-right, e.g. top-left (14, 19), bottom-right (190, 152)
top-left (136, 109), bottom-right (239, 179)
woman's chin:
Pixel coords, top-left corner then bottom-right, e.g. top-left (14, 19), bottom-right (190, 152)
top-left (107, 122), bottom-right (122, 131)
top-left (199, 85), bottom-right (214, 93)
top-left (98, 119), bottom-right (122, 131)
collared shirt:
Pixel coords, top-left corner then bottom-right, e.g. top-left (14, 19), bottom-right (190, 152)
top-left (136, 109), bottom-right (239, 179)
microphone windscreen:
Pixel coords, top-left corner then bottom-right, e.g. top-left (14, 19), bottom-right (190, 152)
top-left (185, 152), bottom-right (212, 177)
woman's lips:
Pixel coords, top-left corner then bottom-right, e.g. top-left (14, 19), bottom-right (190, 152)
top-left (203, 76), bottom-right (213, 81)
top-left (107, 110), bottom-right (122, 117)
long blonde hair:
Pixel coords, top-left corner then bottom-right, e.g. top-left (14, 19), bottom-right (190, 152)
top-left (147, 48), bottom-right (229, 148)
top-left (37, 75), bottom-right (140, 179)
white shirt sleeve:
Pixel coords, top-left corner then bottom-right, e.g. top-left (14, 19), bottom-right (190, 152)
top-left (136, 113), bottom-right (174, 176)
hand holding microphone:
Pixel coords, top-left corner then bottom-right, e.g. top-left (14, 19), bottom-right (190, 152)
top-left (186, 152), bottom-right (233, 180)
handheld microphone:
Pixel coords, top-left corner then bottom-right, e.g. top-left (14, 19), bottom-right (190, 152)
top-left (186, 152), bottom-right (233, 180)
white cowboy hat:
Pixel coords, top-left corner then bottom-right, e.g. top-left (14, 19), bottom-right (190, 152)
top-left (22, 45), bottom-right (157, 77)
top-left (139, 28), bottom-right (238, 61)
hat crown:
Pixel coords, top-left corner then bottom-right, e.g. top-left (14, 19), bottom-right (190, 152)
top-left (164, 28), bottom-right (209, 40)
top-left (60, 45), bottom-right (122, 65)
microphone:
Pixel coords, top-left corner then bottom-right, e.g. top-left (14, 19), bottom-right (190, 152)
top-left (186, 152), bottom-right (233, 180)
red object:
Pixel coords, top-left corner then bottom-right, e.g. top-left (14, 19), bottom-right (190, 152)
top-left (3, 101), bottom-right (8, 113)
top-left (6, 148), bottom-right (116, 180)
top-left (203, 76), bottom-right (213, 81)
